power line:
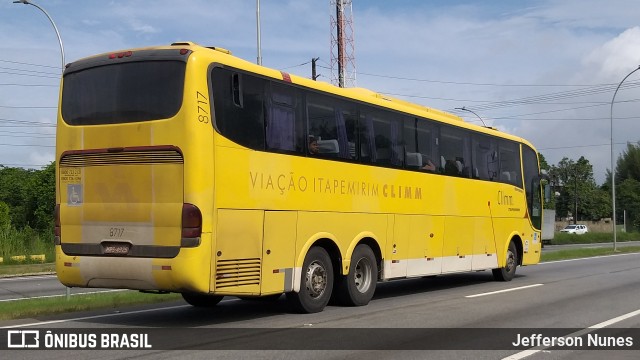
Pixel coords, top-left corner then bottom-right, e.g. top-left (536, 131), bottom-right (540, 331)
top-left (0, 59), bottom-right (60, 70)
top-left (0, 105), bottom-right (56, 109)
top-left (0, 83), bottom-right (58, 87)
top-left (0, 65), bottom-right (61, 76)
top-left (539, 142), bottom-right (631, 151)
top-left (0, 71), bottom-right (60, 79)
top-left (0, 118), bottom-right (56, 127)
top-left (0, 133), bottom-right (54, 139)
top-left (281, 60), bottom-right (312, 70)
top-left (358, 71), bottom-right (625, 87)
top-left (0, 130), bottom-right (55, 136)
top-left (0, 143), bottom-right (54, 148)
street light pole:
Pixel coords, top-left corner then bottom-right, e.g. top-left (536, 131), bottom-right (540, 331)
top-left (455, 106), bottom-right (488, 127)
top-left (13, 0), bottom-right (65, 73)
top-left (610, 65), bottom-right (640, 252)
top-left (256, 0), bottom-right (262, 65)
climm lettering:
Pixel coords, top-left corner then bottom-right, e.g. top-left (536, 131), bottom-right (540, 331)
top-left (497, 190), bottom-right (513, 205)
top-left (249, 171), bottom-right (422, 200)
top-left (383, 184), bottom-right (422, 199)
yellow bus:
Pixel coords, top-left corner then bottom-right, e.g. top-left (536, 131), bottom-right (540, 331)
top-left (55, 42), bottom-right (544, 313)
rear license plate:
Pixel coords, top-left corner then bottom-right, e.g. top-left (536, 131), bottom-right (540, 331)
top-left (102, 242), bottom-right (131, 255)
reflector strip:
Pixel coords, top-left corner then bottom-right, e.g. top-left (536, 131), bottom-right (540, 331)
top-left (281, 71), bottom-right (292, 83)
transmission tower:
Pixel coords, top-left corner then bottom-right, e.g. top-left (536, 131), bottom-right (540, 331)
top-left (330, 0), bottom-right (356, 88)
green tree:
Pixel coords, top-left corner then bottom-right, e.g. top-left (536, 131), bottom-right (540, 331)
top-left (30, 162), bottom-right (56, 231)
top-left (617, 178), bottom-right (640, 231)
top-left (603, 142), bottom-right (640, 229)
top-left (0, 201), bottom-right (10, 230)
top-left (0, 163), bottom-right (55, 231)
top-left (549, 156), bottom-right (607, 221)
top-left (538, 152), bottom-right (554, 209)
top-left (616, 142), bottom-right (640, 183)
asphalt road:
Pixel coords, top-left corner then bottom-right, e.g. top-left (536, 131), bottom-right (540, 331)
top-left (1, 252), bottom-right (639, 359)
top-left (0, 274), bottom-right (126, 303)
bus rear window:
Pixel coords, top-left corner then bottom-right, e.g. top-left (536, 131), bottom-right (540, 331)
top-left (61, 61), bottom-right (186, 125)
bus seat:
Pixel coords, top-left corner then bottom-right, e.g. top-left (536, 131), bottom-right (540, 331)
top-left (348, 142), bottom-right (356, 158)
top-left (500, 171), bottom-right (511, 182)
top-left (455, 160), bottom-right (463, 173)
top-left (376, 148), bottom-right (391, 162)
top-left (405, 152), bottom-right (422, 167)
top-left (317, 139), bottom-right (339, 154)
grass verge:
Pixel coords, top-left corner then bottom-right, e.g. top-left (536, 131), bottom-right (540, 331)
top-left (548, 232), bottom-right (640, 245)
top-left (0, 291), bottom-right (182, 321)
top-left (540, 245), bottom-right (640, 262)
top-left (0, 263), bottom-right (55, 277)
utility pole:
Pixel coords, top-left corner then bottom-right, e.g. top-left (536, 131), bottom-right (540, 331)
top-left (256, 0), bottom-right (262, 65)
top-left (330, 0), bottom-right (356, 87)
top-left (311, 57), bottom-right (320, 80)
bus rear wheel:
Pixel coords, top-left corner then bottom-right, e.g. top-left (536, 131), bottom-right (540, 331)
top-left (492, 241), bottom-right (518, 282)
top-left (334, 244), bottom-right (377, 306)
top-left (286, 246), bottom-right (334, 313)
top-left (181, 292), bottom-right (224, 307)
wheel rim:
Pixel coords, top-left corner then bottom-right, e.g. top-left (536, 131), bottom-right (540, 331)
top-left (505, 248), bottom-right (516, 273)
top-left (353, 256), bottom-right (372, 293)
top-left (305, 260), bottom-right (327, 299)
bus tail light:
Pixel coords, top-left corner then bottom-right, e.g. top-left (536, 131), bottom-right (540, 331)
top-left (108, 51), bottom-right (133, 59)
top-left (54, 204), bottom-right (61, 245)
top-left (181, 203), bottom-right (202, 247)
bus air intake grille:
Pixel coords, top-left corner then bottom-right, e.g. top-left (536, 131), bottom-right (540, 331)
top-left (60, 148), bottom-right (183, 167)
top-left (215, 258), bottom-right (261, 288)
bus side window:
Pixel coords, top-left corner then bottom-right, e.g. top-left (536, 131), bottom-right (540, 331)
top-left (360, 108), bottom-right (403, 167)
top-left (265, 83), bottom-right (299, 153)
top-left (498, 140), bottom-right (522, 186)
top-left (211, 68), bottom-right (265, 150)
top-left (232, 73), bottom-right (243, 108)
top-left (307, 93), bottom-right (354, 159)
top-left (472, 134), bottom-right (497, 181)
top-left (440, 125), bottom-right (471, 177)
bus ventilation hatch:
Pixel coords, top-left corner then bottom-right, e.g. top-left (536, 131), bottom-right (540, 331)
top-left (215, 258), bottom-right (261, 289)
top-left (59, 148), bottom-right (183, 167)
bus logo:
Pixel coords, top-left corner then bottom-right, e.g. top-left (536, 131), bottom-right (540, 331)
top-left (7, 330), bottom-right (40, 348)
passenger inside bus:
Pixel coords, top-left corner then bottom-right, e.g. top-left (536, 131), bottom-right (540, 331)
top-left (308, 136), bottom-right (320, 155)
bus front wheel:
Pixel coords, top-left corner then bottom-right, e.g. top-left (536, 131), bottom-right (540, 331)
top-left (181, 292), bottom-right (224, 307)
top-left (492, 241), bottom-right (518, 282)
top-left (286, 246), bottom-right (334, 313)
top-left (334, 244), bottom-right (377, 306)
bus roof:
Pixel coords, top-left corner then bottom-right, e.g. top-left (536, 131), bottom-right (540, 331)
top-left (67, 41), bottom-right (538, 152)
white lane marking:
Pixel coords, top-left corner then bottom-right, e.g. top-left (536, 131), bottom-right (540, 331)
top-left (540, 252), bottom-right (640, 265)
top-left (0, 298), bottom-right (240, 329)
top-left (589, 308), bottom-right (640, 329)
top-left (0, 289), bottom-right (128, 303)
top-left (502, 308), bottom-right (640, 360)
top-left (465, 284), bottom-right (543, 298)
top-left (0, 274), bottom-right (57, 282)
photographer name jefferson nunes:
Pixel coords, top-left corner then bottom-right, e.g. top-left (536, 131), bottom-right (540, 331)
top-left (249, 171), bottom-right (423, 200)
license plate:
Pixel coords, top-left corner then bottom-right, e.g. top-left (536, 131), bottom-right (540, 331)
top-left (102, 242), bottom-right (131, 255)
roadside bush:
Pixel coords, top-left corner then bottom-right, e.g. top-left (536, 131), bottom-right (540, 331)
top-left (549, 231), bottom-right (640, 245)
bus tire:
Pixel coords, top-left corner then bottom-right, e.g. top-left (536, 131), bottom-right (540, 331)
top-left (286, 246), bottom-right (334, 313)
top-left (335, 244), bottom-right (377, 306)
top-left (181, 292), bottom-right (224, 307)
top-left (492, 241), bottom-right (518, 282)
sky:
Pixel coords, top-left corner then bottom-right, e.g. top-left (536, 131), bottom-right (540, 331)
top-left (1, 0), bottom-right (640, 184)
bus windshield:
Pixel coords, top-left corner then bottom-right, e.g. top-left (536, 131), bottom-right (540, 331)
top-left (61, 60), bottom-right (186, 125)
